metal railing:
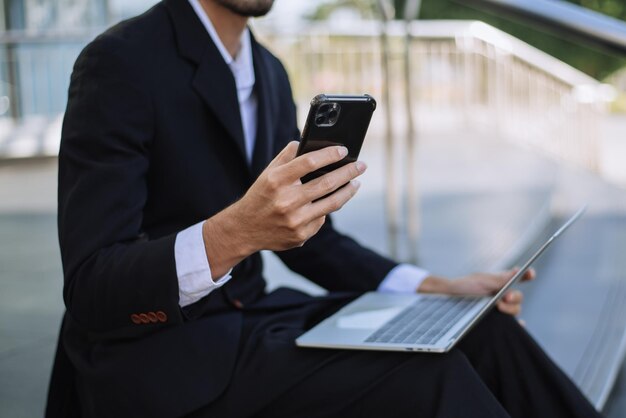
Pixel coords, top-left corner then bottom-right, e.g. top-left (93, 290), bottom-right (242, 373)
top-left (459, 0), bottom-right (626, 55)
top-left (0, 21), bottom-right (614, 254)
top-left (0, 31), bottom-right (97, 157)
top-left (0, 31), bottom-right (95, 119)
top-left (260, 20), bottom-right (612, 171)
top-left (258, 20), bottom-right (612, 258)
top-left (0, 22), bottom-right (610, 167)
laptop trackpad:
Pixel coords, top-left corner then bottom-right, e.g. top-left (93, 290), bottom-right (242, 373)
top-left (336, 307), bottom-right (403, 329)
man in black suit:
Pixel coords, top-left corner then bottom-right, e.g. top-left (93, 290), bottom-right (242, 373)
top-left (47, 0), bottom-right (602, 417)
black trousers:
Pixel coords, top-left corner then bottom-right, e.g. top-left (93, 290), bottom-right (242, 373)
top-left (187, 291), bottom-right (602, 418)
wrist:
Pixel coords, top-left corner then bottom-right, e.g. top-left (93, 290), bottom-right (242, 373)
top-left (417, 275), bottom-right (450, 294)
top-left (202, 207), bottom-right (255, 278)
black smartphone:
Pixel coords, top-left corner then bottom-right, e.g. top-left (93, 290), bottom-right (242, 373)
top-left (296, 94), bottom-right (376, 184)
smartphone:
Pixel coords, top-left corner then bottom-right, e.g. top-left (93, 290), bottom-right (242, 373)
top-left (297, 94), bottom-right (376, 184)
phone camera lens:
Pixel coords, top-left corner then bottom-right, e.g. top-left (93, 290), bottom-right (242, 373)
top-left (314, 103), bottom-right (340, 126)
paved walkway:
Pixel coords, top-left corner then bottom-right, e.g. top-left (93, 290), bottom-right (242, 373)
top-left (0, 159), bottom-right (62, 418)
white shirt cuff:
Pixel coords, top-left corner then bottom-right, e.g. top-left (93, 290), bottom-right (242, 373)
top-left (377, 263), bottom-right (430, 293)
top-left (175, 221), bottom-right (232, 307)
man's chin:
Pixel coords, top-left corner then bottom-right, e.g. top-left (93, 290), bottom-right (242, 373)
top-left (214, 0), bottom-right (275, 18)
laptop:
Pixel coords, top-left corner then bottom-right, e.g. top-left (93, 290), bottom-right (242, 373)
top-left (296, 206), bottom-right (586, 353)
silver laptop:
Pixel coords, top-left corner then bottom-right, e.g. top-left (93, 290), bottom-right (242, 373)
top-left (296, 206), bottom-right (586, 353)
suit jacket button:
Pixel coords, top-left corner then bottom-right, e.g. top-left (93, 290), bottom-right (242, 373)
top-left (232, 299), bottom-right (244, 309)
top-left (156, 311), bottom-right (167, 322)
top-left (147, 312), bottom-right (158, 323)
top-left (130, 314), bottom-right (142, 324)
top-left (139, 313), bottom-right (150, 324)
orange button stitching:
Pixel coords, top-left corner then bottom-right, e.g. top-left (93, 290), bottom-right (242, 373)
top-left (147, 312), bottom-right (158, 323)
top-left (156, 311), bottom-right (167, 322)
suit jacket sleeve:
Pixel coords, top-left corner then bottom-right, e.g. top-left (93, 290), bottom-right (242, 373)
top-left (58, 35), bottom-right (182, 337)
top-left (269, 62), bottom-right (398, 291)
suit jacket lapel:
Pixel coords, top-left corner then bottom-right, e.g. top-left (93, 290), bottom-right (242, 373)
top-left (250, 34), bottom-right (276, 178)
top-left (192, 53), bottom-right (247, 161)
top-left (165, 0), bottom-right (247, 165)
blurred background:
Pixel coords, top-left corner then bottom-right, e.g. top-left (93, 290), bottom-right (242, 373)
top-left (1, 0), bottom-right (626, 416)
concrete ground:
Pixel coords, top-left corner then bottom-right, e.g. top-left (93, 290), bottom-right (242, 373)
top-left (0, 158), bottom-right (62, 418)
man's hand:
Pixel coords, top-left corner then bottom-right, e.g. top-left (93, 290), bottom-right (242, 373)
top-left (202, 141), bottom-right (366, 278)
top-left (418, 268), bottom-right (536, 316)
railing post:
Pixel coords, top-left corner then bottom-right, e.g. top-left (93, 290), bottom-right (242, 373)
top-left (403, 0), bottom-right (423, 264)
top-left (5, 40), bottom-right (20, 120)
top-left (375, 0), bottom-right (399, 259)
top-left (2, 0), bottom-right (22, 121)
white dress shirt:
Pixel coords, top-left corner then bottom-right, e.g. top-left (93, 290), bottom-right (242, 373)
top-left (175, 0), bottom-right (430, 307)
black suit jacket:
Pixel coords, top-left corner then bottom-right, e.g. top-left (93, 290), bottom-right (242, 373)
top-left (48, 1), bottom-right (397, 417)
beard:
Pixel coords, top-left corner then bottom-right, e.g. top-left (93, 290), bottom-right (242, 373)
top-left (214, 0), bottom-right (275, 17)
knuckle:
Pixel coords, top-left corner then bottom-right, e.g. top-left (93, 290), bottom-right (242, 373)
top-left (310, 217), bottom-right (325, 234)
top-left (349, 181), bottom-right (360, 195)
top-left (273, 199), bottom-right (290, 215)
top-left (284, 213), bottom-right (300, 231)
top-left (295, 228), bottom-right (309, 243)
top-left (329, 194), bottom-right (344, 212)
top-left (265, 171), bottom-right (280, 190)
top-left (350, 162), bottom-right (361, 176)
top-left (304, 155), bottom-right (317, 170)
top-left (328, 147), bottom-right (341, 160)
top-left (319, 175), bottom-right (335, 192)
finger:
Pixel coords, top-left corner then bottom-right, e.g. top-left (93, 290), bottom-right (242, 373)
top-left (522, 268), bottom-right (536, 282)
top-left (279, 145), bottom-right (349, 182)
top-left (490, 268), bottom-right (528, 291)
top-left (478, 272), bottom-right (510, 293)
top-left (496, 290), bottom-right (524, 315)
top-left (496, 271), bottom-right (514, 286)
top-left (268, 141), bottom-right (300, 168)
top-left (504, 268), bottom-right (519, 280)
top-left (299, 215), bottom-right (327, 245)
top-left (508, 266), bottom-right (535, 282)
top-left (454, 273), bottom-right (505, 295)
top-left (503, 290), bottom-right (523, 304)
top-left (302, 161), bottom-right (367, 202)
top-left (497, 299), bottom-right (521, 316)
top-left (280, 213), bottom-right (327, 249)
top-left (306, 179), bottom-right (361, 219)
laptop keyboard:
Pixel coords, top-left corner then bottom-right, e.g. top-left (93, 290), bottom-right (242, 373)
top-left (364, 297), bottom-right (481, 345)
